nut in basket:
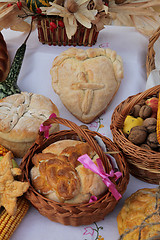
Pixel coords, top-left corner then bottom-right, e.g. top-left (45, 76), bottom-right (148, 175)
top-left (111, 85), bottom-right (160, 184)
top-left (20, 116), bottom-right (129, 226)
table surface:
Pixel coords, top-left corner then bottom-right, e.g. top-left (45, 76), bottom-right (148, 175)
top-left (1, 25), bottom-right (158, 240)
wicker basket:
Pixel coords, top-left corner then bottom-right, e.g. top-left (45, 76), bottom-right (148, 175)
top-left (36, 16), bottom-right (99, 47)
top-left (20, 116), bottom-right (129, 226)
top-left (146, 26), bottom-right (160, 78)
top-left (110, 85), bottom-right (160, 184)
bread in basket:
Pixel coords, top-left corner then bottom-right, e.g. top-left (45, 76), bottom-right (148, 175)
top-left (20, 116), bottom-right (129, 226)
top-left (110, 85), bottom-right (160, 184)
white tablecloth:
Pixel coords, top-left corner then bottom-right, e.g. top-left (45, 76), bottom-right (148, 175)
top-left (2, 25), bottom-right (158, 240)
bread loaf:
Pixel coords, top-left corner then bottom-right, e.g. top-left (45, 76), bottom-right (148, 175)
top-left (117, 188), bottom-right (160, 240)
top-left (50, 47), bottom-right (123, 123)
top-left (30, 139), bottom-right (107, 204)
top-left (0, 32), bottom-right (9, 82)
top-left (0, 92), bottom-right (59, 157)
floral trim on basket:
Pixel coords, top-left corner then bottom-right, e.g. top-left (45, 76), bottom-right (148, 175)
top-left (78, 154), bottom-right (122, 200)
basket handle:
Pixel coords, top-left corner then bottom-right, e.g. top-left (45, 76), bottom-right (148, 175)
top-left (113, 85), bottom-right (160, 129)
top-left (146, 26), bottom-right (160, 78)
top-left (37, 116), bottom-right (109, 165)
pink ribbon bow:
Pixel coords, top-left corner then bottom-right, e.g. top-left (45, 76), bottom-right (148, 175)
top-left (78, 154), bottom-right (122, 201)
top-left (39, 113), bottom-right (57, 138)
top-left (89, 195), bottom-right (97, 203)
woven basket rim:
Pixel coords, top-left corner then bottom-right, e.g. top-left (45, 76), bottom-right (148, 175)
top-left (113, 127), bottom-right (160, 156)
top-left (20, 117), bottom-right (129, 225)
top-left (146, 26), bottom-right (160, 78)
top-left (21, 129), bottom-right (129, 205)
top-left (111, 85), bottom-right (160, 184)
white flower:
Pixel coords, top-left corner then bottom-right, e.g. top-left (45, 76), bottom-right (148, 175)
top-left (40, 0), bottom-right (97, 39)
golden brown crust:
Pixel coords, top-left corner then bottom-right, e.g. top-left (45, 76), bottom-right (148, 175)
top-left (0, 151), bottom-right (29, 215)
top-left (30, 140), bottom-right (107, 203)
top-left (0, 32), bottom-right (10, 82)
top-left (117, 188), bottom-right (160, 240)
top-left (50, 48), bottom-right (123, 123)
top-left (0, 92), bottom-right (59, 157)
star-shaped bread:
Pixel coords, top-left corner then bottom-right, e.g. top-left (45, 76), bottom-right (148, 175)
top-left (0, 151), bottom-right (29, 215)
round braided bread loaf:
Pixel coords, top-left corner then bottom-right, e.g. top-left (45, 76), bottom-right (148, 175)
top-left (0, 32), bottom-right (9, 82)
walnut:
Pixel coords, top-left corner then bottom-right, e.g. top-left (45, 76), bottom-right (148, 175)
top-left (139, 105), bottom-right (152, 119)
top-left (140, 143), bottom-right (152, 150)
top-left (143, 118), bottom-right (157, 133)
top-left (147, 132), bottom-right (159, 149)
top-left (128, 126), bottom-right (147, 145)
top-left (130, 104), bottom-right (141, 118)
top-left (137, 99), bottom-right (146, 106)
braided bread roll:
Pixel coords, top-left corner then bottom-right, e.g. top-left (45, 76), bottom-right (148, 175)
top-left (30, 140), bottom-right (107, 204)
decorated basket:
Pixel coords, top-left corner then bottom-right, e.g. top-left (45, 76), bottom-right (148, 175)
top-left (36, 16), bottom-right (99, 46)
top-left (20, 116), bottom-right (129, 226)
top-left (110, 85), bottom-right (160, 184)
top-left (24, 0), bottom-right (109, 47)
top-left (146, 26), bottom-right (160, 78)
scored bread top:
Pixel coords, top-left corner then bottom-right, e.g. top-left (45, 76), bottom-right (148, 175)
top-left (0, 92), bottom-right (59, 142)
top-left (117, 188), bottom-right (160, 240)
top-left (50, 47), bottom-right (123, 123)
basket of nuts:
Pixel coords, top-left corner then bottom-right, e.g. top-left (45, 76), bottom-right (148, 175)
top-left (110, 85), bottom-right (160, 184)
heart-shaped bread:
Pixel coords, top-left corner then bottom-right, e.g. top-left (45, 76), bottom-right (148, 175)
top-left (50, 48), bottom-right (123, 123)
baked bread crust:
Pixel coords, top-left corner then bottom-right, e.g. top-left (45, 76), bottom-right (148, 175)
top-left (0, 151), bottom-right (29, 215)
top-left (50, 48), bottom-right (123, 123)
top-left (0, 92), bottom-right (59, 157)
top-left (117, 188), bottom-right (160, 240)
top-left (0, 32), bottom-right (10, 82)
top-left (30, 139), bottom-right (107, 204)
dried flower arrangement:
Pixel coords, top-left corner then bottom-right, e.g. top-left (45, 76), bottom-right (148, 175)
top-left (0, 0), bottom-right (160, 36)
top-left (109, 0), bottom-right (160, 37)
top-left (0, 0), bottom-right (110, 46)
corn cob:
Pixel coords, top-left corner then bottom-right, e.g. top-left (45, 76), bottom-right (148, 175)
top-left (0, 145), bottom-right (30, 239)
top-left (157, 93), bottom-right (160, 144)
top-left (0, 144), bottom-right (9, 156)
top-left (0, 197), bottom-right (30, 240)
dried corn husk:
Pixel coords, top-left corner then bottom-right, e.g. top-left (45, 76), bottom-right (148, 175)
top-left (0, 0), bottom-right (160, 36)
top-left (109, 0), bottom-right (160, 37)
top-left (0, 2), bottom-right (31, 32)
top-left (157, 93), bottom-right (160, 144)
top-left (0, 197), bottom-right (30, 240)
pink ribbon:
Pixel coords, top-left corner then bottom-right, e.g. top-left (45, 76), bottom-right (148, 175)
top-left (89, 196), bottom-right (97, 203)
top-left (78, 154), bottom-right (122, 201)
top-left (39, 113), bottom-right (57, 138)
